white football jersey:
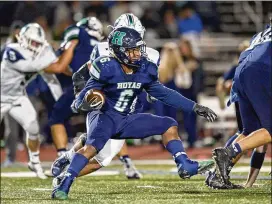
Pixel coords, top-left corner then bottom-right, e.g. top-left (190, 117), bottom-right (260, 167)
top-left (90, 42), bottom-right (160, 66)
top-left (1, 43), bottom-right (57, 102)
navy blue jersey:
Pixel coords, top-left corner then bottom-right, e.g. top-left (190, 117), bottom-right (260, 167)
top-left (223, 65), bottom-right (237, 81)
top-left (76, 56), bottom-right (195, 115)
top-left (59, 25), bottom-right (99, 73)
top-left (238, 26), bottom-right (271, 64)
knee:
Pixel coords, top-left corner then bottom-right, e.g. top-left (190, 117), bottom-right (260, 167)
top-left (164, 117), bottom-right (178, 129)
top-left (24, 120), bottom-right (39, 135)
top-left (48, 113), bottom-right (64, 126)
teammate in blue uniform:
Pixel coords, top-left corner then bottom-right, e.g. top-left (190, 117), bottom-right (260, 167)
top-left (51, 27), bottom-right (217, 200)
top-left (48, 17), bottom-right (104, 156)
top-left (212, 23), bottom-right (272, 187)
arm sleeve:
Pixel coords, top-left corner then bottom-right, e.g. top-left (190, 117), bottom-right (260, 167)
top-left (223, 65), bottom-right (237, 81)
top-left (5, 46), bottom-right (57, 72)
top-left (145, 80), bottom-right (195, 112)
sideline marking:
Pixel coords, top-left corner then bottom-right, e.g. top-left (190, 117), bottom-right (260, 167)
top-left (1, 170), bottom-right (120, 178)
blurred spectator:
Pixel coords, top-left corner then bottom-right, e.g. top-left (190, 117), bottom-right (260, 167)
top-left (1, 20), bottom-right (24, 56)
top-left (140, 8), bottom-right (160, 39)
top-left (157, 9), bottom-right (178, 38)
top-left (153, 42), bottom-right (179, 122)
top-left (174, 38), bottom-right (205, 147)
top-left (84, 1), bottom-right (110, 23)
top-left (13, 2), bottom-right (53, 42)
top-left (109, 2), bottom-right (130, 23)
top-left (192, 2), bottom-right (221, 32)
top-left (177, 3), bottom-right (203, 57)
top-left (52, 2), bottom-right (73, 41)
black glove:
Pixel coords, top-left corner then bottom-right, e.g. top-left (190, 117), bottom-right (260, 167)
top-left (193, 103), bottom-right (217, 122)
top-left (72, 72), bottom-right (86, 95)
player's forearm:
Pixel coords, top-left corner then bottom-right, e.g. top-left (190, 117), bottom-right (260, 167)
top-left (146, 81), bottom-right (195, 112)
top-left (44, 40), bottom-right (78, 73)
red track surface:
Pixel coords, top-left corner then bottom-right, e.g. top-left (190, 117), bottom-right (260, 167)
top-left (1, 144), bottom-right (271, 162)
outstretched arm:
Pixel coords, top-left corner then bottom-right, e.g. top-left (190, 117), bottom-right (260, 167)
top-left (145, 80), bottom-right (217, 122)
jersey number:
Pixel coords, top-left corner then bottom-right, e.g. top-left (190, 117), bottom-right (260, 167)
top-left (114, 89), bottom-right (134, 112)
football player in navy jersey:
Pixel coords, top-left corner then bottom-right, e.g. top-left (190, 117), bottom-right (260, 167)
top-left (51, 14), bottom-right (151, 180)
top-left (212, 22), bottom-right (272, 188)
top-left (52, 27), bottom-right (217, 200)
top-left (48, 17), bottom-right (104, 157)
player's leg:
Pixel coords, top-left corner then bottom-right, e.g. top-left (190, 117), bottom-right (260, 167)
top-left (117, 143), bottom-right (142, 179)
top-left (213, 64), bottom-right (271, 184)
top-left (51, 133), bottom-right (86, 177)
top-left (49, 88), bottom-right (75, 156)
top-left (114, 113), bottom-right (214, 179)
top-left (9, 96), bottom-right (47, 179)
top-left (245, 144), bottom-right (267, 187)
top-left (52, 111), bottom-right (116, 200)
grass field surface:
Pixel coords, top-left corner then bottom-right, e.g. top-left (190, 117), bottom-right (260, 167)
top-left (1, 162), bottom-right (271, 204)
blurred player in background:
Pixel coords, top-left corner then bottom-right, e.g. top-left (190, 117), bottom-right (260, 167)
top-left (1, 23), bottom-right (73, 178)
top-left (48, 16), bottom-right (104, 158)
top-left (212, 22), bottom-right (271, 188)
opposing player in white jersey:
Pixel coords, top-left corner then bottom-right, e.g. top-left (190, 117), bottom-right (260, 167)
top-left (1, 23), bottom-right (75, 179)
top-left (51, 13), bottom-right (161, 184)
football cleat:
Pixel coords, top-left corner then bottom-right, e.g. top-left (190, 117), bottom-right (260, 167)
top-left (205, 170), bottom-right (244, 189)
top-left (124, 166), bottom-right (143, 179)
top-left (51, 152), bottom-right (70, 177)
top-left (52, 171), bottom-right (66, 188)
top-left (28, 162), bottom-right (47, 179)
top-left (212, 148), bottom-right (233, 184)
top-left (178, 159), bottom-right (214, 179)
top-left (51, 172), bottom-right (74, 200)
top-left (197, 160), bottom-right (215, 174)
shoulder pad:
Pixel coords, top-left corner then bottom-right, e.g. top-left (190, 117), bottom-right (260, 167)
top-left (146, 47), bottom-right (160, 66)
top-left (63, 25), bottom-right (80, 42)
top-left (89, 56), bottom-right (114, 82)
top-left (4, 44), bottom-right (26, 63)
top-left (90, 42), bottom-right (110, 63)
top-left (145, 60), bottom-right (159, 81)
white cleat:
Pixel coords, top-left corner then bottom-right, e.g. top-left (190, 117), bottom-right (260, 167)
top-left (28, 162), bottom-right (48, 179)
top-left (125, 166), bottom-right (143, 179)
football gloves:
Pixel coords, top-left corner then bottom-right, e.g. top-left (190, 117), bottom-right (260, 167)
top-left (193, 103), bottom-right (217, 122)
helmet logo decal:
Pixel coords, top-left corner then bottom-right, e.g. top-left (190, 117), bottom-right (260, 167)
top-left (111, 31), bottom-right (126, 46)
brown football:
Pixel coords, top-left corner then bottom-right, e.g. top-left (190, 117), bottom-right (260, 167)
top-left (84, 89), bottom-right (105, 109)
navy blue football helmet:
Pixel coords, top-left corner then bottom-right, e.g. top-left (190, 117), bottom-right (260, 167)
top-left (108, 27), bottom-right (146, 70)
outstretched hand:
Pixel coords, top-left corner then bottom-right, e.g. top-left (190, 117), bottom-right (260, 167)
top-left (193, 103), bottom-right (217, 122)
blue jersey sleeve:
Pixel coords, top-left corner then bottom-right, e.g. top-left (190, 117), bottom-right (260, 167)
top-left (144, 62), bottom-right (195, 112)
top-left (63, 25), bottom-right (80, 42)
top-left (223, 65), bottom-right (237, 81)
top-left (145, 81), bottom-right (195, 112)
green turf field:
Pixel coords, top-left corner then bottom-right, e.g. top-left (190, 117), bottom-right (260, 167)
top-left (1, 163), bottom-right (271, 204)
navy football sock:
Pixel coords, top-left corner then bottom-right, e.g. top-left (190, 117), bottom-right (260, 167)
top-left (66, 153), bottom-right (89, 178)
top-left (250, 151), bottom-right (266, 169)
top-left (224, 133), bottom-right (239, 148)
top-left (165, 140), bottom-right (188, 165)
top-left (226, 143), bottom-right (242, 159)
